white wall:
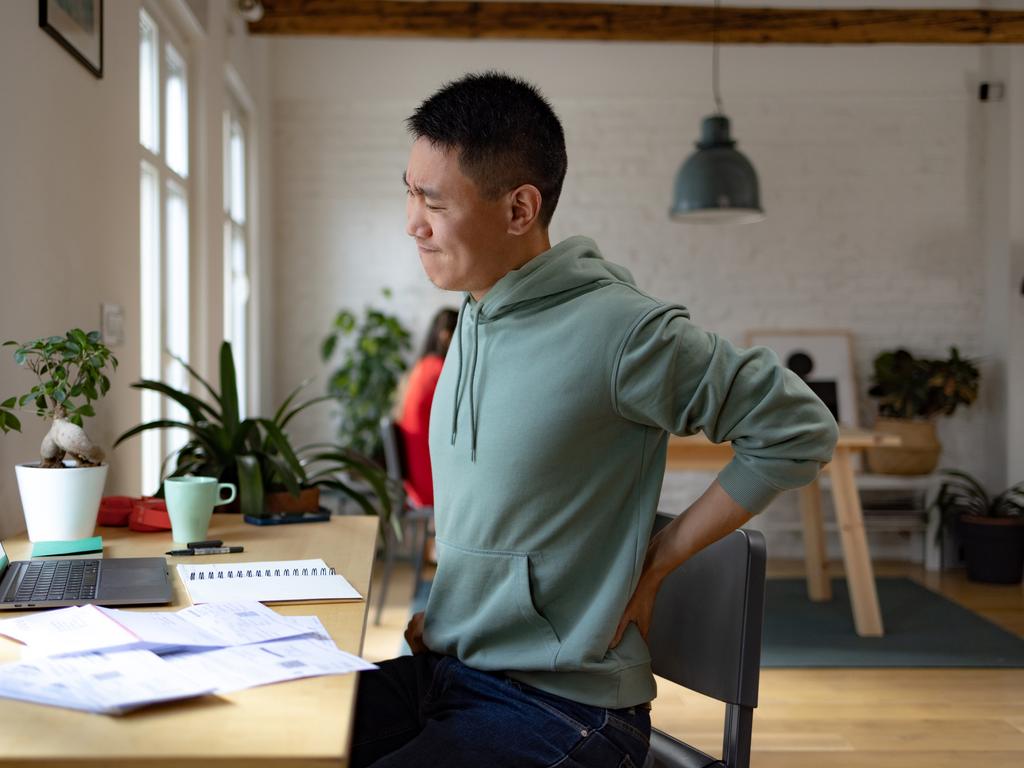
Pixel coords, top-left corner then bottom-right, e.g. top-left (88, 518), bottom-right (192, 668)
top-left (267, 33), bottom-right (1021, 559)
top-left (0, 0), bottom-right (271, 538)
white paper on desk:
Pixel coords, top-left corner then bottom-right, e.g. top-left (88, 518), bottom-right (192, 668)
top-left (0, 605), bottom-right (139, 657)
top-left (5, 601), bottom-right (315, 659)
top-left (111, 601), bottom-right (309, 649)
top-left (0, 649), bottom-right (214, 715)
top-left (177, 559), bottom-right (361, 604)
top-left (165, 636), bottom-right (377, 694)
top-left (280, 614), bottom-right (332, 642)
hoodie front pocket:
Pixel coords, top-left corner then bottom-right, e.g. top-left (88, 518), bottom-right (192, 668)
top-left (424, 539), bottom-right (561, 671)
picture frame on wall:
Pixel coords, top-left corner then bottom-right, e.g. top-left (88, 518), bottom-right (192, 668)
top-left (39, 0), bottom-right (104, 79)
top-left (745, 329), bottom-right (860, 429)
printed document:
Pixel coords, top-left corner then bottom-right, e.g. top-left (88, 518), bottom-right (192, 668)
top-left (0, 601), bottom-right (314, 658)
top-left (0, 650), bottom-right (213, 715)
top-left (0, 603), bottom-right (375, 715)
top-left (165, 636), bottom-right (377, 693)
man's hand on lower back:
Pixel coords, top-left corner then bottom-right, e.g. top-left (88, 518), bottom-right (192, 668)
top-left (610, 480), bottom-right (753, 650)
top-left (610, 573), bottom-right (659, 648)
top-left (405, 611), bottom-right (428, 653)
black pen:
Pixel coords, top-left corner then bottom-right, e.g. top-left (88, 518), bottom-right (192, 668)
top-left (166, 546), bottom-right (245, 556)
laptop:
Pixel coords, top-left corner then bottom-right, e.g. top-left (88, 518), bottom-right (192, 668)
top-left (0, 541), bottom-right (172, 610)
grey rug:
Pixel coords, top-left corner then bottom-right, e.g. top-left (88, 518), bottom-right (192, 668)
top-left (762, 577), bottom-right (1024, 667)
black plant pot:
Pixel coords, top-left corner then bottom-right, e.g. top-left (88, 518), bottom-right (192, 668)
top-left (960, 515), bottom-right (1024, 584)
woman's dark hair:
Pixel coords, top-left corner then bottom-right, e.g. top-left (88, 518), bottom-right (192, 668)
top-left (406, 71), bottom-right (567, 228)
top-left (421, 308), bottom-right (459, 359)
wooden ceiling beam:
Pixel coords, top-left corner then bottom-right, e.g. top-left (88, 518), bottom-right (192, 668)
top-left (250, 1), bottom-right (1024, 44)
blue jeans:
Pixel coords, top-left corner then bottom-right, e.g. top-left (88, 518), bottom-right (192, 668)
top-left (352, 652), bottom-right (651, 767)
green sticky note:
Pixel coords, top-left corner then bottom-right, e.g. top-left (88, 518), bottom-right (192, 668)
top-left (31, 536), bottom-right (103, 558)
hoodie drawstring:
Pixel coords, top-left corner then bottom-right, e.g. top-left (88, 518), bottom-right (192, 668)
top-left (468, 317), bottom-right (479, 462)
top-left (450, 296), bottom-right (470, 447)
top-left (449, 294), bottom-right (481, 463)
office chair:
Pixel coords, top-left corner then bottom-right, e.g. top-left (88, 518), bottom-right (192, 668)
top-left (374, 418), bottom-right (434, 626)
top-left (644, 513), bottom-right (767, 768)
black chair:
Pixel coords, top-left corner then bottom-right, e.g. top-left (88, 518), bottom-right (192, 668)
top-left (374, 418), bottom-right (434, 626)
top-left (645, 513), bottom-right (767, 768)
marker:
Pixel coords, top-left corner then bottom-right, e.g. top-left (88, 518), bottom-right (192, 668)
top-left (186, 539), bottom-right (223, 549)
top-left (166, 546), bottom-right (244, 556)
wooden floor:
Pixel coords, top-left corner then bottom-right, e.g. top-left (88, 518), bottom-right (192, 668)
top-left (362, 557), bottom-right (1024, 767)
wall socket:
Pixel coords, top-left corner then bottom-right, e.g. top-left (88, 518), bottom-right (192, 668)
top-left (101, 303), bottom-right (125, 346)
top-left (978, 82), bottom-right (1005, 102)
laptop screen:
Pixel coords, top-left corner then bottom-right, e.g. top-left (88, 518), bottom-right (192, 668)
top-left (0, 541), bottom-right (7, 580)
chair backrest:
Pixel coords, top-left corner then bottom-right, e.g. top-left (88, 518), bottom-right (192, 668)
top-left (378, 417), bottom-right (406, 485)
top-left (647, 513), bottom-right (766, 709)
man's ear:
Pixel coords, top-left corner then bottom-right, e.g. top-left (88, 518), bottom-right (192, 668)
top-left (507, 184), bottom-right (543, 235)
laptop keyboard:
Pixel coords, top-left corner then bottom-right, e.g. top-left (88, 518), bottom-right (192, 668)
top-left (14, 560), bottom-right (99, 602)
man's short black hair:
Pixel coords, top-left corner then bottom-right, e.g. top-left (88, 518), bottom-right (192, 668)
top-left (407, 71), bottom-right (567, 228)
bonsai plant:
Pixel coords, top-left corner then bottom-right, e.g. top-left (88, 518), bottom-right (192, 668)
top-left (1, 329), bottom-right (118, 541)
top-left (865, 347), bottom-right (980, 475)
top-left (930, 469), bottom-right (1024, 583)
top-left (114, 341), bottom-right (396, 532)
top-left (321, 290), bottom-right (412, 460)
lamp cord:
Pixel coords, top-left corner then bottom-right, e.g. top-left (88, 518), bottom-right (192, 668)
top-left (712, 0), bottom-right (723, 115)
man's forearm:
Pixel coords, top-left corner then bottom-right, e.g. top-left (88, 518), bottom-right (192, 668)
top-left (642, 480), bottom-right (753, 585)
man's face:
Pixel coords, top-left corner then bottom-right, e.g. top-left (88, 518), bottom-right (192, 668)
top-left (404, 138), bottom-right (510, 296)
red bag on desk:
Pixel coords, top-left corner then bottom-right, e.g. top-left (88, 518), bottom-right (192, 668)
top-left (99, 496), bottom-right (171, 531)
top-left (98, 496), bottom-right (134, 526)
top-left (130, 497), bottom-right (171, 531)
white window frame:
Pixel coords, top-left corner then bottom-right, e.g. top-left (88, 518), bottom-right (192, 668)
top-left (138, 3), bottom-right (197, 494)
top-left (223, 72), bottom-right (255, 418)
top-left (224, 63), bottom-right (260, 417)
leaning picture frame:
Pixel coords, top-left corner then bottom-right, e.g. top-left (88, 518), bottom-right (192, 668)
top-left (39, 0), bottom-right (104, 78)
top-left (745, 329), bottom-right (859, 429)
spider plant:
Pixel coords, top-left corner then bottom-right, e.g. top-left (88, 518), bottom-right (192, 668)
top-left (931, 469), bottom-right (1024, 539)
top-left (114, 341), bottom-right (394, 529)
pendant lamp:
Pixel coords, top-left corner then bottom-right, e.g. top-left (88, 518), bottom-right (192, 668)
top-left (670, 0), bottom-right (764, 224)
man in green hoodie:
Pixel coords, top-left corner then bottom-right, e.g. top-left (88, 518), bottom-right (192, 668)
top-left (352, 72), bottom-right (838, 768)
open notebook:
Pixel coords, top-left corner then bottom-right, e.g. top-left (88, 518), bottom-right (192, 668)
top-left (177, 559), bottom-right (361, 604)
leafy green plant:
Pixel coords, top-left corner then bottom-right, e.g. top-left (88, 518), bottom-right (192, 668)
top-left (868, 347), bottom-right (980, 420)
top-left (930, 468), bottom-right (1024, 541)
top-left (114, 341), bottom-right (394, 528)
top-left (321, 290), bottom-right (412, 458)
top-left (1, 329), bottom-right (117, 466)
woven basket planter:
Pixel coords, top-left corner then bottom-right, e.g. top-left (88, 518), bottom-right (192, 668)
top-left (865, 418), bottom-right (942, 475)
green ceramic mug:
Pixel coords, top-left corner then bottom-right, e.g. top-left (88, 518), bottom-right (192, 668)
top-left (164, 476), bottom-right (237, 544)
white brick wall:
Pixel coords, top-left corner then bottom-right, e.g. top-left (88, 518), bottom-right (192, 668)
top-left (270, 38), bottom-right (997, 559)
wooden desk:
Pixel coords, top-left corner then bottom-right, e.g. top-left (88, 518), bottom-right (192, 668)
top-left (667, 428), bottom-right (900, 638)
top-left (0, 513), bottom-right (378, 767)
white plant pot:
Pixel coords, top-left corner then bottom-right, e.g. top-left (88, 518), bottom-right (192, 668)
top-left (15, 462), bottom-right (108, 542)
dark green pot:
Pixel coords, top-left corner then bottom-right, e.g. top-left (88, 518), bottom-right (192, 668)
top-left (960, 515), bottom-right (1024, 584)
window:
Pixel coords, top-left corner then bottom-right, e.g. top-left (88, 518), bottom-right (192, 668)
top-left (138, 7), bottom-right (192, 494)
top-left (223, 90), bottom-right (251, 417)
top-left (139, 13), bottom-right (158, 154)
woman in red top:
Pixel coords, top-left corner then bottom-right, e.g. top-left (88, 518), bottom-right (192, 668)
top-left (396, 308), bottom-right (458, 508)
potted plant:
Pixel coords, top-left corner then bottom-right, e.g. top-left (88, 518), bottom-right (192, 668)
top-left (0, 329), bottom-right (118, 541)
top-left (321, 289), bottom-right (412, 461)
top-left (931, 469), bottom-right (1024, 583)
top-left (114, 341), bottom-right (396, 532)
top-left (865, 347), bottom-right (980, 475)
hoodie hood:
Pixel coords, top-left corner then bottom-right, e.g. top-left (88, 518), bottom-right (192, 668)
top-left (449, 236), bottom-right (635, 460)
top-left (475, 236), bottom-right (636, 321)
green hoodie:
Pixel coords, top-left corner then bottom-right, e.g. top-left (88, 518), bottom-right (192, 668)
top-left (422, 236), bottom-right (838, 708)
